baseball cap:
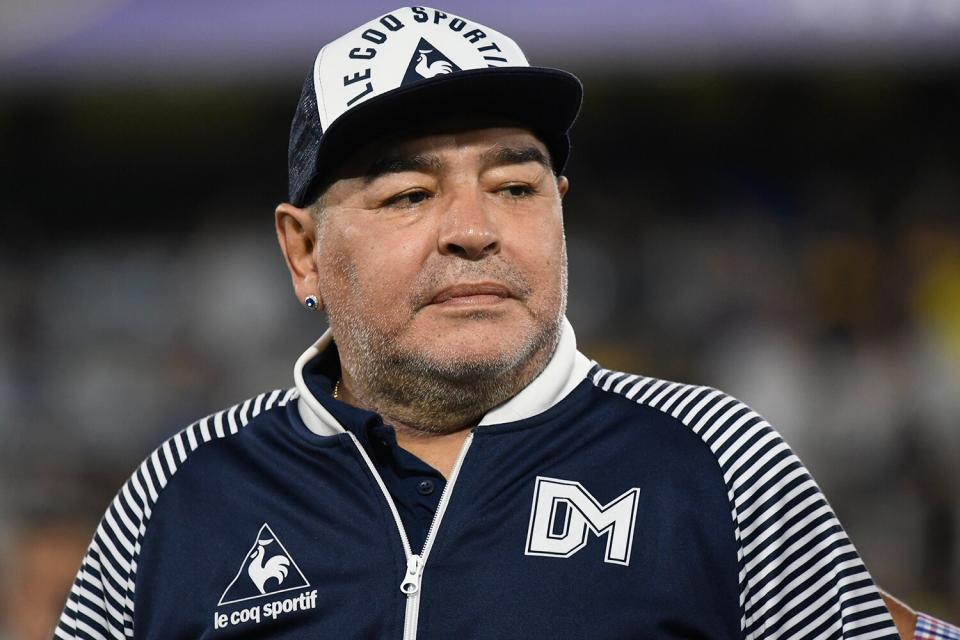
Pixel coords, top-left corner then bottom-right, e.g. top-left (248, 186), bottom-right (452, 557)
top-left (287, 6), bottom-right (583, 207)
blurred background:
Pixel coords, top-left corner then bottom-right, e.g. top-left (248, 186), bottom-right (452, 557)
top-left (1, 0), bottom-right (959, 636)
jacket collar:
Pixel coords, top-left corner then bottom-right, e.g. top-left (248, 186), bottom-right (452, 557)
top-left (294, 318), bottom-right (593, 437)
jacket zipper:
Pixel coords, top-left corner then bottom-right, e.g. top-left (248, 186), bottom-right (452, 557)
top-left (346, 430), bottom-right (476, 640)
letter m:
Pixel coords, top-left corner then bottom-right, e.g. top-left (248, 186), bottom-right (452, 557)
top-left (525, 477), bottom-right (641, 566)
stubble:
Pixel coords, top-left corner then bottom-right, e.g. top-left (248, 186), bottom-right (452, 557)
top-left (327, 248), bottom-right (567, 434)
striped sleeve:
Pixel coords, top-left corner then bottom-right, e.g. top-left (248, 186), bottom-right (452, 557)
top-left (592, 367), bottom-right (899, 640)
top-left (54, 388), bottom-right (298, 640)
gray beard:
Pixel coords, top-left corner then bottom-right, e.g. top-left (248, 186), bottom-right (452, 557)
top-left (334, 308), bottom-right (563, 435)
top-left (328, 252), bottom-right (567, 434)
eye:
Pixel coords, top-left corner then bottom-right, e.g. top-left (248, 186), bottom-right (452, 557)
top-left (383, 189), bottom-right (431, 208)
top-left (500, 183), bottom-right (534, 198)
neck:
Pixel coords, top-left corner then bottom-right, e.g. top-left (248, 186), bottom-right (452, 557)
top-left (345, 382), bottom-right (473, 477)
top-left (332, 312), bottom-right (563, 437)
top-left (335, 373), bottom-right (477, 478)
top-left (292, 318), bottom-right (590, 477)
top-left (336, 333), bottom-right (557, 437)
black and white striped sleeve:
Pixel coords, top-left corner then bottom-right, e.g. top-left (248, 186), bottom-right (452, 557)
top-left (54, 389), bottom-right (297, 640)
top-left (592, 368), bottom-right (899, 640)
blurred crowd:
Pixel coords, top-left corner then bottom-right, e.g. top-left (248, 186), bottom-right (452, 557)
top-left (2, 72), bottom-right (958, 637)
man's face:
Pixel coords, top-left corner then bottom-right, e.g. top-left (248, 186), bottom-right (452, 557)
top-left (313, 125), bottom-right (569, 422)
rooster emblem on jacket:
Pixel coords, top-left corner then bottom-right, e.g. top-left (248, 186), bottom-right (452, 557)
top-left (414, 49), bottom-right (454, 78)
top-left (247, 537), bottom-right (290, 594)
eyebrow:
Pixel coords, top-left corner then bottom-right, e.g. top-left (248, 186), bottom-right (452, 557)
top-left (479, 144), bottom-right (552, 171)
top-left (362, 144), bottom-right (552, 184)
top-left (363, 154), bottom-right (442, 183)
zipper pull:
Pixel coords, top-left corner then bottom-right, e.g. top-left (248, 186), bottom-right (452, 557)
top-left (400, 554), bottom-right (422, 595)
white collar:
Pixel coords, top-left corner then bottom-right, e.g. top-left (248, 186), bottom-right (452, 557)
top-left (294, 318), bottom-right (593, 437)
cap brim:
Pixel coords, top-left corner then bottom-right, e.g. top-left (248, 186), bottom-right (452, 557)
top-left (305, 66), bottom-right (582, 202)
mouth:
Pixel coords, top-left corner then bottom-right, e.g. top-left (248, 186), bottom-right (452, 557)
top-left (427, 282), bottom-right (513, 307)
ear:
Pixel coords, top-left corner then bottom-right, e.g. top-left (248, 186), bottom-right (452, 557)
top-left (275, 202), bottom-right (323, 310)
top-left (557, 175), bottom-right (570, 199)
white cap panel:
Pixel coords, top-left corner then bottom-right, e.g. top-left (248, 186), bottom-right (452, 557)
top-left (313, 7), bottom-right (528, 131)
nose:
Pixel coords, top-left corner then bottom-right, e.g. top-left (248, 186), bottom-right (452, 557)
top-left (437, 188), bottom-right (501, 260)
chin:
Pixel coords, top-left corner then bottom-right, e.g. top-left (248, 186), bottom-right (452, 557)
top-left (425, 336), bottom-right (522, 368)
top-left (423, 314), bottom-right (529, 347)
top-left (404, 317), bottom-right (552, 377)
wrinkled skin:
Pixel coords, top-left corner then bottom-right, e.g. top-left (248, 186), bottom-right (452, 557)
top-left (276, 124), bottom-right (569, 461)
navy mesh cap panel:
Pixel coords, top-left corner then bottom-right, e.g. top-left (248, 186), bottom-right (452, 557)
top-left (288, 72), bottom-right (325, 208)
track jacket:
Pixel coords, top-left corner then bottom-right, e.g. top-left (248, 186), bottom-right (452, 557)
top-left (56, 319), bottom-right (898, 639)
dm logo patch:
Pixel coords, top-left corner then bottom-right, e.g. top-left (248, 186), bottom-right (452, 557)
top-left (525, 477), bottom-right (641, 566)
top-left (218, 523), bottom-right (310, 606)
top-left (403, 37), bottom-right (461, 85)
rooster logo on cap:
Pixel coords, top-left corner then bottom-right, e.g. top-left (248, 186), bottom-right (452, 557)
top-left (401, 38), bottom-right (461, 86)
top-left (414, 49), bottom-right (454, 78)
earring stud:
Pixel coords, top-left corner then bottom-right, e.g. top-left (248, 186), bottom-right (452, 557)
top-left (304, 294), bottom-right (320, 310)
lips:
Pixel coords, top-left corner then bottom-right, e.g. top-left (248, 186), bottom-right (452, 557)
top-left (428, 282), bottom-right (512, 305)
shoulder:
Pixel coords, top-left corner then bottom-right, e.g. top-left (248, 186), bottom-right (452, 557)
top-left (587, 365), bottom-right (898, 639)
top-left (120, 387), bottom-right (298, 527)
top-left (587, 366), bottom-right (795, 546)
top-left (158, 388), bottom-right (298, 464)
top-left (588, 365), bottom-right (773, 467)
top-left (55, 387), bottom-right (298, 639)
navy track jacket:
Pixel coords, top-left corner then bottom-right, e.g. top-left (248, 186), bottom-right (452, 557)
top-left (57, 320), bottom-right (898, 639)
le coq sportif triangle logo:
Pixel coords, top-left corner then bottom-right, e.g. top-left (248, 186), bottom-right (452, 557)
top-left (218, 523), bottom-right (310, 606)
top-left (402, 37), bottom-right (462, 85)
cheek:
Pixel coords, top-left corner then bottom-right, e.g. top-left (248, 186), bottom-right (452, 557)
top-left (319, 222), bottom-right (428, 309)
top-left (514, 215), bottom-right (565, 286)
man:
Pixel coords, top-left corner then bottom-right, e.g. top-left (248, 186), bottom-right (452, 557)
top-left (55, 7), bottom-right (955, 639)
